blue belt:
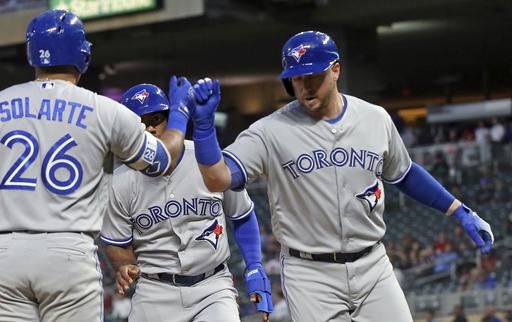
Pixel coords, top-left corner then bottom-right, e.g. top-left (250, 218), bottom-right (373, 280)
top-left (141, 263), bottom-right (225, 286)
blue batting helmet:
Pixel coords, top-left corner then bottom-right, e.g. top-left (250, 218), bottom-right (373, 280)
top-left (26, 10), bottom-right (92, 73)
top-left (279, 31), bottom-right (339, 96)
top-left (121, 84), bottom-right (170, 117)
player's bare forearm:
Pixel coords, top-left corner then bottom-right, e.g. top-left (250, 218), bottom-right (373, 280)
top-left (106, 244), bottom-right (140, 295)
top-left (446, 199), bottom-right (462, 216)
top-left (198, 158), bottom-right (232, 192)
top-left (159, 129), bottom-right (185, 175)
top-left (105, 244), bottom-right (136, 273)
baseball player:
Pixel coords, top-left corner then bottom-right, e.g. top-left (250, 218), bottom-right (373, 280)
top-left (0, 10), bottom-right (193, 322)
top-left (189, 31), bottom-right (494, 321)
top-left (100, 83), bottom-right (272, 322)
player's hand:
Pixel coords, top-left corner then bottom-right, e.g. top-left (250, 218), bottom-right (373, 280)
top-left (250, 293), bottom-right (270, 322)
top-left (168, 75), bottom-right (195, 119)
top-left (451, 204), bottom-right (494, 254)
top-left (191, 78), bottom-right (221, 131)
top-left (245, 263), bottom-right (273, 316)
top-left (116, 264), bottom-right (141, 295)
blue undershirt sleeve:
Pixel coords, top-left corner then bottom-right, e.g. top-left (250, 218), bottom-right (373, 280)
top-left (224, 155), bottom-right (246, 192)
top-left (231, 210), bottom-right (262, 269)
top-left (393, 162), bottom-right (455, 214)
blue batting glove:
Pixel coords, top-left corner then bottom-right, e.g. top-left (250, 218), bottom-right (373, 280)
top-left (168, 76), bottom-right (195, 119)
top-left (451, 204), bottom-right (494, 255)
top-left (244, 263), bottom-right (273, 313)
top-left (166, 76), bottom-right (196, 133)
top-left (192, 78), bottom-right (220, 131)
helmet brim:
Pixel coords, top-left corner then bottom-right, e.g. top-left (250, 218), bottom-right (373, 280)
top-left (279, 61), bottom-right (335, 80)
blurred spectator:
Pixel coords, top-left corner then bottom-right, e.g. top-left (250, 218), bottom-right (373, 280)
top-left (475, 121), bottom-right (490, 144)
top-left (452, 304), bottom-right (468, 322)
top-left (470, 268), bottom-right (496, 291)
top-left (386, 239), bottom-right (399, 266)
top-left (259, 224), bottom-right (272, 251)
top-left (492, 180), bottom-right (510, 204)
top-left (482, 304), bottom-right (503, 322)
top-left (502, 213), bottom-right (512, 240)
top-left (490, 117), bottom-right (506, 161)
top-left (448, 159), bottom-right (460, 184)
top-left (419, 245), bottom-right (436, 264)
top-left (477, 178), bottom-right (494, 206)
top-left (448, 129), bottom-right (459, 142)
top-left (401, 233), bottom-right (414, 254)
top-left (480, 250), bottom-right (498, 273)
top-left (263, 251), bottom-right (281, 276)
top-left (462, 128), bottom-right (475, 142)
top-left (458, 267), bottom-right (472, 293)
top-left (490, 117), bottom-right (505, 143)
top-left (111, 292), bottom-right (131, 322)
top-left (434, 243), bottom-right (458, 274)
top-left (434, 231), bottom-right (452, 255)
top-left (272, 291), bottom-right (289, 322)
top-left (430, 152), bottom-right (450, 183)
top-left (425, 308), bottom-right (441, 322)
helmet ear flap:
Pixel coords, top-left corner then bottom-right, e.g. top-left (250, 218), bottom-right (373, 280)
top-left (282, 78), bottom-right (295, 97)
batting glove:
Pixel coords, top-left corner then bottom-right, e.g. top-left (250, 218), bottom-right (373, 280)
top-left (451, 204), bottom-right (494, 255)
top-left (167, 76), bottom-right (196, 133)
top-left (191, 78), bottom-right (220, 132)
top-left (245, 263), bottom-right (273, 313)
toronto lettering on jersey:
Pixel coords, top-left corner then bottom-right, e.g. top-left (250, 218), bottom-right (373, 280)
top-left (0, 97), bottom-right (93, 129)
top-left (282, 148), bottom-right (383, 178)
top-left (133, 198), bottom-right (222, 234)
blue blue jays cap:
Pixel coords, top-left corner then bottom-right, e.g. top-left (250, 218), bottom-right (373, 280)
top-left (279, 31), bottom-right (339, 80)
top-left (121, 84), bottom-right (169, 117)
top-left (26, 10), bottom-right (92, 73)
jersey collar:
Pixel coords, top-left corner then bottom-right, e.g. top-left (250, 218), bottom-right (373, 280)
top-left (325, 94), bottom-right (347, 124)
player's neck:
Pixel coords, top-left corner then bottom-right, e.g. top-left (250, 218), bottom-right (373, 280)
top-left (35, 74), bottom-right (78, 85)
top-left (313, 92), bottom-right (344, 121)
top-left (35, 67), bottom-right (80, 85)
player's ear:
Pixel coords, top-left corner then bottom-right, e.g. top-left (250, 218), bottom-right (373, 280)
top-left (331, 62), bottom-right (341, 82)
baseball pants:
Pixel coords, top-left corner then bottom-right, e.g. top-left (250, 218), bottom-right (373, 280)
top-left (280, 243), bottom-right (413, 322)
top-left (129, 265), bottom-right (240, 322)
top-left (0, 232), bottom-right (103, 322)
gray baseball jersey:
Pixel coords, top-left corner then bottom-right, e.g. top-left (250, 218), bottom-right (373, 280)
top-left (224, 93), bottom-right (413, 321)
top-left (0, 80), bottom-right (148, 236)
top-left (0, 79), bottom-right (151, 322)
top-left (101, 140), bottom-right (253, 321)
top-left (101, 140), bottom-right (254, 275)
top-left (224, 94), bottom-right (411, 254)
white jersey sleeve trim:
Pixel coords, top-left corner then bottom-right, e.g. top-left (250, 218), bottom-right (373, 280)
top-left (222, 150), bottom-right (248, 184)
top-left (100, 235), bottom-right (133, 246)
top-left (228, 201), bottom-right (255, 221)
top-left (382, 158), bottom-right (412, 184)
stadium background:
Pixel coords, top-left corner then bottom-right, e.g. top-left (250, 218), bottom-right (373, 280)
top-left (2, 0), bottom-right (512, 321)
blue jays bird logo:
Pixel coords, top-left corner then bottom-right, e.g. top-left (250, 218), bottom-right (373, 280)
top-left (132, 89), bottom-right (149, 104)
top-left (195, 219), bottom-right (224, 251)
top-left (355, 181), bottom-right (382, 214)
top-left (288, 44), bottom-right (307, 62)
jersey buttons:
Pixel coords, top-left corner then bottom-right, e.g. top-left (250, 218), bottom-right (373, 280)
top-left (331, 129), bottom-right (337, 133)
top-left (178, 229), bottom-right (182, 233)
top-left (170, 193), bottom-right (175, 198)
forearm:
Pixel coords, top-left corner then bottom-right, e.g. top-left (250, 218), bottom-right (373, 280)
top-left (198, 158), bottom-right (232, 192)
top-left (159, 129), bottom-right (185, 175)
top-left (232, 210), bottom-right (262, 268)
top-left (446, 199), bottom-right (462, 216)
top-left (105, 244), bottom-right (136, 273)
top-left (393, 162), bottom-right (455, 213)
